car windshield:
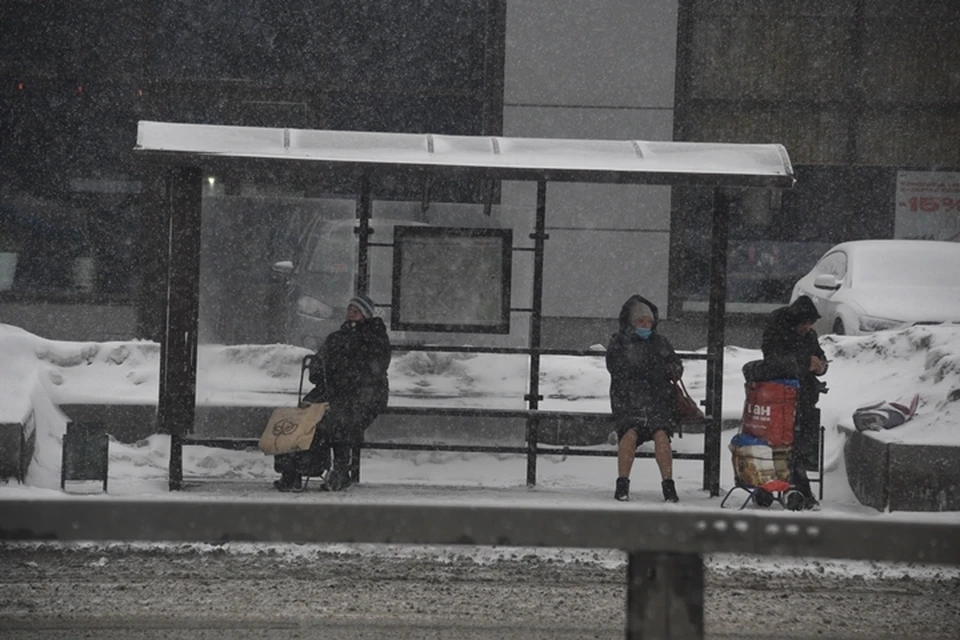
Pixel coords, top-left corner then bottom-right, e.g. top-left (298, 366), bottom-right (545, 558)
top-left (307, 225), bottom-right (356, 273)
top-left (305, 223), bottom-right (356, 274)
top-left (855, 245), bottom-right (960, 288)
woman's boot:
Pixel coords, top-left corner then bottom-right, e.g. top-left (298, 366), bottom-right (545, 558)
top-left (273, 470), bottom-right (302, 492)
top-left (324, 444), bottom-right (354, 491)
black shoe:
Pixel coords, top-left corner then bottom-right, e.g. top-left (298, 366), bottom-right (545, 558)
top-left (614, 477), bottom-right (630, 502)
top-left (662, 479), bottom-right (679, 503)
top-left (784, 489), bottom-right (805, 511)
top-left (792, 478), bottom-right (820, 511)
top-left (321, 467), bottom-right (353, 492)
top-left (273, 472), bottom-right (302, 492)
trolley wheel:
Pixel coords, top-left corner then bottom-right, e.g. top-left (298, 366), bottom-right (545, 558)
top-left (784, 489), bottom-right (805, 511)
top-left (753, 488), bottom-right (774, 507)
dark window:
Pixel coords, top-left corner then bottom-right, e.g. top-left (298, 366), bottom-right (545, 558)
top-left (1, 0), bottom-right (505, 305)
top-left (679, 166), bottom-right (897, 305)
top-left (1, 191), bottom-right (139, 298)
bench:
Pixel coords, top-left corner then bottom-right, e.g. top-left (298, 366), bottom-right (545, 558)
top-left (183, 406), bottom-right (711, 486)
top-left (179, 348), bottom-right (715, 487)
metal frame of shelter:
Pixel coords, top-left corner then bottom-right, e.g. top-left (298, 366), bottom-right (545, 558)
top-left (134, 121), bottom-right (795, 493)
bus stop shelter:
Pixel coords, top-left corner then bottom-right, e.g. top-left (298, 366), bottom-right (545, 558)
top-left (134, 121), bottom-right (795, 492)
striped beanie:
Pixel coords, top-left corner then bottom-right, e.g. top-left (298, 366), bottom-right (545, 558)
top-left (348, 294), bottom-right (376, 319)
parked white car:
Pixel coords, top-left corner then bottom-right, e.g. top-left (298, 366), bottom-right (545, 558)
top-left (789, 240), bottom-right (960, 335)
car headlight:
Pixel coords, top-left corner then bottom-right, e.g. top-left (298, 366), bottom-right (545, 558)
top-left (858, 315), bottom-right (907, 333)
top-left (297, 295), bottom-right (334, 319)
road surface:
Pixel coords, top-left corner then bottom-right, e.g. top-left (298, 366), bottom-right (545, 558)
top-left (1, 545), bottom-right (957, 639)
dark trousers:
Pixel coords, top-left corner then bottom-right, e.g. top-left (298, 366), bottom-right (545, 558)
top-left (317, 397), bottom-right (381, 445)
top-left (277, 397), bottom-right (382, 477)
top-left (793, 403), bottom-right (820, 470)
top-left (318, 397), bottom-right (381, 468)
top-left (791, 405), bottom-right (820, 496)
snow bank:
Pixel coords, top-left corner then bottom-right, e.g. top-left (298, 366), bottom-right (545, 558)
top-left (0, 324), bottom-right (46, 424)
top-left (820, 327), bottom-right (960, 446)
top-left (1, 323), bottom-right (959, 502)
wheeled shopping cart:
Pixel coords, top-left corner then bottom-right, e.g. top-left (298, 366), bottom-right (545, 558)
top-left (721, 377), bottom-right (825, 511)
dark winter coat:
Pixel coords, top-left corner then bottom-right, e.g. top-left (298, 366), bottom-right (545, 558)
top-left (761, 296), bottom-right (828, 436)
top-left (606, 296), bottom-right (683, 428)
top-left (305, 316), bottom-right (391, 443)
top-left (761, 297), bottom-right (827, 384)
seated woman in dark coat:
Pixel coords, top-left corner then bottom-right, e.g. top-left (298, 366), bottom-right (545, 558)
top-left (606, 295), bottom-right (683, 503)
top-left (275, 294), bottom-right (391, 492)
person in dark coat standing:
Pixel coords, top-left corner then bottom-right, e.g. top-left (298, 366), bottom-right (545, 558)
top-left (606, 295), bottom-right (683, 502)
top-left (274, 294), bottom-right (391, 492)
top-left (761, 295), bottom-right (828, 509)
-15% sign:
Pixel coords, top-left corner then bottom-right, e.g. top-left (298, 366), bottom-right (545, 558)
top-left (902, 197), bottom-right (960, 214)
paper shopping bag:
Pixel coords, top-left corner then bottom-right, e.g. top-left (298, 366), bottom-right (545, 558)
top-left (259, 402), bottom-right (328, 455)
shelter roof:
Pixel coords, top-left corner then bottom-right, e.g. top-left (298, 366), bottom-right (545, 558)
top-left (135, 121), bottom-right (794, 188)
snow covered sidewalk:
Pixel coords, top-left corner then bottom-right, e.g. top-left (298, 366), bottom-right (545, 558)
top-left (2, 323), bottom-right (960, 516)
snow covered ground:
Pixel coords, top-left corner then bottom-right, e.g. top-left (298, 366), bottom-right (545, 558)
top-left (2, 322), bottom-right (959, 524)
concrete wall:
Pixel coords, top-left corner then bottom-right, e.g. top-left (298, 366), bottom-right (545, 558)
top-left (0, 303), bottom-right (136, 342)
top-left (843, 430), bottom-right (889, 511)
top-left (844, 428), bottom-right (960, 512)
top-left (0, 410), bottom-right (35, 482)
top-left (0, 423), bottom-right (26, 480)
top-left (59, 403), bottom-right (531, 446)
top-left (502, 0), bottom-right (679, 321)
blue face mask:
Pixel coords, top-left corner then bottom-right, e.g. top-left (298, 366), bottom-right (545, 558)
top-left (635, 327), bottom-right (652, 340)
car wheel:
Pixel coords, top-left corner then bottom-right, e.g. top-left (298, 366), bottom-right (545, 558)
top-left (834, 318), bottom-right (845, 335)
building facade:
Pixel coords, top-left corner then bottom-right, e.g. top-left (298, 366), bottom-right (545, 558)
top-left (1, 0), bottom-right (957, 349)
top-left (673, 0), bottom-right (960, 318)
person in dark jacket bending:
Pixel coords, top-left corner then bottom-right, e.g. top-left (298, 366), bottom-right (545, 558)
top-left (761, 295), bottom-right (827, 509)
top-left (606, 295), bottom-right (683, 502)
top-left (274, 294), bottom-right (391, 492)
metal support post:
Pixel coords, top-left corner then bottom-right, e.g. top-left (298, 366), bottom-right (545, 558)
top-left (703, 188), bottom-right (731, 496)
top-left (819, 425), bottom-right (826, 501)
top-left (169, 434), bottom-right (184, 491)
top-left (158, 166), bottom-right (202, 491)
top-left (350, 174), bottom-right (374, 482)
top-left (357, 174), bottom-right (372, 295)
top-left (526, 180), bottom-right (548, 486)
top-left (626, 552), bottom-right (704, 640)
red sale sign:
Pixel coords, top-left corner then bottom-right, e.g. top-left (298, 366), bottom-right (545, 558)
top-left (895, 171), bottom-right (960, 241)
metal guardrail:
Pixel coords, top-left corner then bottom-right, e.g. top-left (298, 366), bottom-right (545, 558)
top-left (3, 499), bottom-right (956, 565)
top-left (4, 499), bottom-right (956, 640)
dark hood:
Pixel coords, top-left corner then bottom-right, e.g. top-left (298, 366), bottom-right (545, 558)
top-left (617, 295), bottom-right (660, 333)
top-left (786, 295), bottom-right (821, 324)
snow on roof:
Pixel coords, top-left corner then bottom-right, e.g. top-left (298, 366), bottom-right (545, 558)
top-left (831, 239), bottom-right (960, 256)
top-left (134, 121), bottom-right (794, 187)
